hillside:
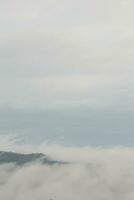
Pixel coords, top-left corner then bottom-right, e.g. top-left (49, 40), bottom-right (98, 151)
top-left (0, 151), bottom-right (61, 165)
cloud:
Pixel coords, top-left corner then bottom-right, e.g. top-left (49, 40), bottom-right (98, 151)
top-left (1, 145), bottom-right (134, 199)
top-left (0, 135), bottom-right (134, 199)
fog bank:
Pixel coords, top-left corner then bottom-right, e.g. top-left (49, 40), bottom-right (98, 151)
top-left (0, 146), bottom-right (134, 200)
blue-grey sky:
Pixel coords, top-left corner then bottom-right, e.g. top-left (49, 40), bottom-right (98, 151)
top-left (0, 0), bottom-right (134, 146)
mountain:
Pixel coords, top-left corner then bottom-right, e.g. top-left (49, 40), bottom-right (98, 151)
top-left (0, 151), bottom-right (61, 165)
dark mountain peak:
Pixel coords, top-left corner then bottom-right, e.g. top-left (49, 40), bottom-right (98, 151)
top-left (0, 151), bottom-right (62, 165)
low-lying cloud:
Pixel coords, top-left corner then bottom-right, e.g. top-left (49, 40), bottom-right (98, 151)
top-left (1, 142), bottom-right (134, 199)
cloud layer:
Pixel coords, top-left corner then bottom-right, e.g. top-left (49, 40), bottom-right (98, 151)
top-left (1, 146), bottom-right (134, 200)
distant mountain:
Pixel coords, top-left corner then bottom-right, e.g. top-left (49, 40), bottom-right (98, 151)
top-left (0, 151), bottom-right (62, 165)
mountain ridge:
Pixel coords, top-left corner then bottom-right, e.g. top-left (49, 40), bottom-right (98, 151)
top-left (0, 151), bottom-right (62, 165)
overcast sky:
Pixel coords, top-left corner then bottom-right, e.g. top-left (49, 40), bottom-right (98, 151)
top-left (0, 0), bottom-right (134, 146)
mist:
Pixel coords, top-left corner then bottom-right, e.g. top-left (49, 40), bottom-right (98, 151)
top-left (1, 145), bottom-right (134, 200)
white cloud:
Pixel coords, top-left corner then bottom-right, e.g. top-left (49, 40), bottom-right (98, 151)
top-left (1, 144), bottom-right (134, 199)
top-left (1, 135), bottom-right (134, 200)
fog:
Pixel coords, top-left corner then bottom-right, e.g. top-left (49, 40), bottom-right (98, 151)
top-left (1, 145), bottom-right (134, 200)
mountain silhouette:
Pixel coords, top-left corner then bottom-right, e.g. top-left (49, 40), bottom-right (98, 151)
top-left (0, 151), bottom-right (62, 165)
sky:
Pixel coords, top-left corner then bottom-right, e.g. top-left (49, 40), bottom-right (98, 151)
top-left (0, 0), bottom-right (134, 146)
